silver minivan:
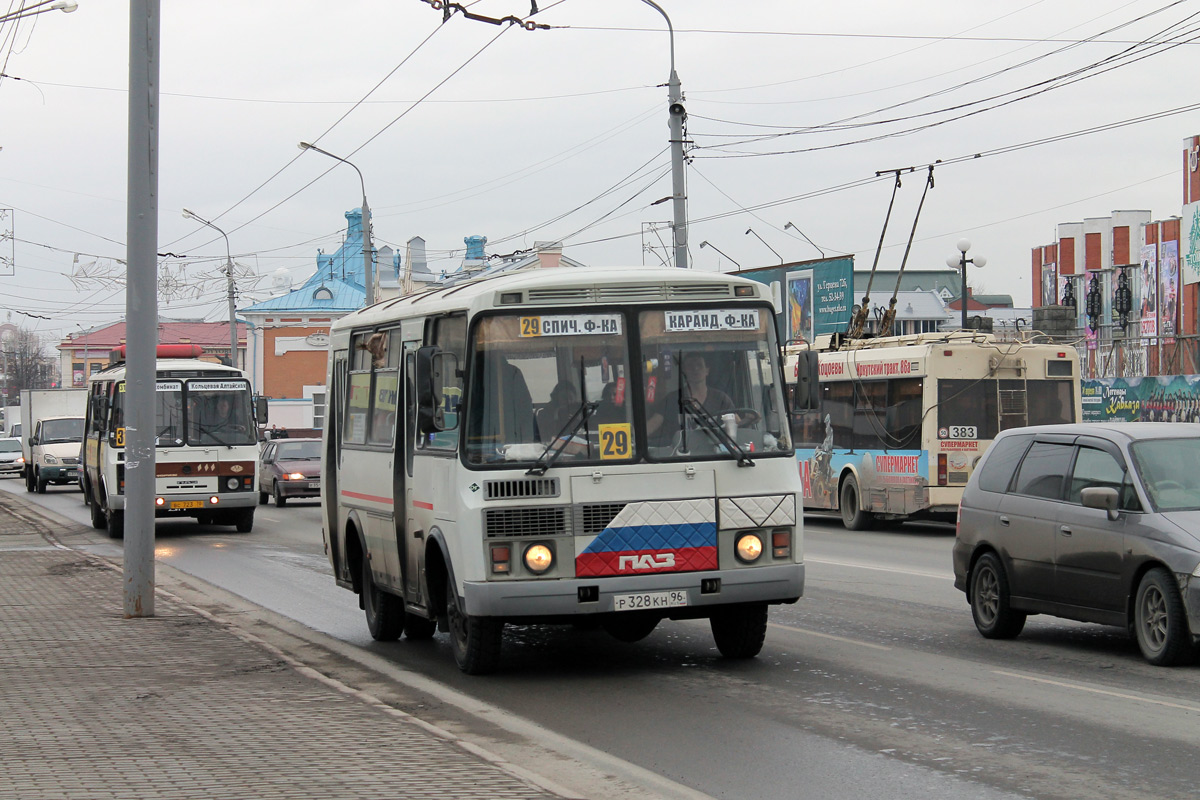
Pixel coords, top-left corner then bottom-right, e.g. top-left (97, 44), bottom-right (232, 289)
top-left (953, 422), bottom-right (1200, 665)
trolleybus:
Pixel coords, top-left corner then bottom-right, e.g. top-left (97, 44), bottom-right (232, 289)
top-left (81, 346), bottom-right (264, 538)
top-left (323, 266), bottom-right (804, 673)
top-left (788, 330), bottom-right (1081, 529)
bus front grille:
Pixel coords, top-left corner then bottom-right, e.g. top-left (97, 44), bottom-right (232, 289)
top-left (484, 477), bottom-right (560, 500)
top-left (577, 503), bottom-right (626, 536)
top-left (484, 506), bottom-right (569, 538)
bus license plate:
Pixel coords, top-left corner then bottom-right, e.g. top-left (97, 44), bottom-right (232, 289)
top-left (612, 590), bottom-right (688, 612)
top-left (170, 501), bottom-right (203, 509)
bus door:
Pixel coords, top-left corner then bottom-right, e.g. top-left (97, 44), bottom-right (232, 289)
top-left (325, 350), bottom-right (348, 580)
top-left (398, 336), bottom-right (421, 606)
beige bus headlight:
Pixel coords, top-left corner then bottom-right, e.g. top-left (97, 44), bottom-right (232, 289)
top-left (735, 532), bottom-right (764, 564)
top-left (523, 543), bottom-right (554, 574)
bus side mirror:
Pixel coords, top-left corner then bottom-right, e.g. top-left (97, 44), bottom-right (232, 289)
top-left (793, 351), bottom-right (819, 411)
top-left (415, 346), bottom-right (445, 434)
top-left (255, 396), bottom-right (269, 425)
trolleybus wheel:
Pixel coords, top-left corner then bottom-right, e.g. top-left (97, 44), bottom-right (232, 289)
top-left (362, 555), bottom-right (404, 642)
top-left (446, 581), bottom-right (503, 674)
top-left (839, 474), bottom-right (874, 531)
top-left (602, 614), bottom-right (659, 643)
top-left (709, 603), bottom-right (768, 658)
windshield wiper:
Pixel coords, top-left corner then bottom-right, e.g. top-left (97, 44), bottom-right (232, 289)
top-left (197, 425), bottom-right (233, 448)
top-left (678, 396), bottom-right (755, 468)
top-left (526, 399), bottom-right (597, 476)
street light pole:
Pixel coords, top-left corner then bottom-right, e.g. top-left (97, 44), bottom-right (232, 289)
top-left (0, 0), bottom-right (78, 24)
top-left (698, 240), bottom-right (740, 268)
top-left (298, 142), bottom-right (374, 304)
top-left (639, 0), bottom-right (688, 269)
top-left (946, 238), bottom-right (987, 330)
top-left (745, 227), bottom-right (784, 264)
top-left (182, 208), bottom-right (239, 367)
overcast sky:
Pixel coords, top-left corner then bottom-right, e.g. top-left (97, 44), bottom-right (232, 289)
top-left (2, 0), bottom-right (1197, 343)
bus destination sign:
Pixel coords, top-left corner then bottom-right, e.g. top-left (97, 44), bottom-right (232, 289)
top-left (664, 309), bottom-right (760, 332)
top-left (520, 314), bottom-right (623, 337)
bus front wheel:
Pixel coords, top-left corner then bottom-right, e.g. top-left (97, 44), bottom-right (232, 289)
top-left (710, 603), bottom-right (768, 658)
top-left (446, 581), bottom-right (503, 675)
top-left (839, 474), bottom-right (874, 531)
top-left (106, 508), bottom-right (124, 540)
top-left (89, 495), bottom-right (106, 530)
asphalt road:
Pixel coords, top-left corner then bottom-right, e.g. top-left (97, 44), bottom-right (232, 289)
top-left (7, 477), bottom-right (1199, 800)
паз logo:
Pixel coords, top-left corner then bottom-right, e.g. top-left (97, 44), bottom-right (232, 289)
top-left (618, 553), bottom-right (676, 571)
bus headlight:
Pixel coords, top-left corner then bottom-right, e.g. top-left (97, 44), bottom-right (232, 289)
top-left (225, 477), bottom-right (240, 490)
top-left (735, 532), bottom-right (764, 563)
top-left (523, 543), bottom-right (554, 574)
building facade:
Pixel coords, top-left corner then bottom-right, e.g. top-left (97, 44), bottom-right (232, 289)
top-left (58, 319), bottom-right (246, 388)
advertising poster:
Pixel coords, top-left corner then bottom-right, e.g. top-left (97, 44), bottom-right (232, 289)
top-left (786, 269), bottom-right (814, 344)
top-left (1183, 201), bottom-right (1200, 285)
top-left (1139, 243), bottom-right (1158, 338)
top-left (1041, 263), bottom-right (1057, 306)
top-left (1081, 375), bottom-right (1200, 422)
top-left (1161, 240), bottom-right (1179, 343)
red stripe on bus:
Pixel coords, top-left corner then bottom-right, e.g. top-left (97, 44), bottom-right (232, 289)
top-left (413, 500), bottom-right (434, 510)
top-left (340, 490), bottom-right (394, 505)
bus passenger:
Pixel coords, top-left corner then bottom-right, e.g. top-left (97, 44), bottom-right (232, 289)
top-left (647, 353), bottom-right (737, 443)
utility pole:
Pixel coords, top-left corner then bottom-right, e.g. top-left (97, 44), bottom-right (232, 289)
top-left (640, 0), bottom-right (688, 269)
top-left (124, 0), bottom-right (159, 617)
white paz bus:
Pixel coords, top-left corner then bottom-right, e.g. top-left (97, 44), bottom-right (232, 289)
top-left (787, 330), bottom-right (1081, 529)
top-left (323, 267), bottom-right (804, 673)
top-left (82, 345), bottom-right (266, 538)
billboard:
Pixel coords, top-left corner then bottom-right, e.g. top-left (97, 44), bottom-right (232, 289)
top-left (1183, 201), bottom-right (1200, 285)
top-left (737, 256), bottom-right (854, 344)
top-left (1082, 375), bottom-right (1200, 422)
top-left (1139, 243), bottom-right (1158, 338)
top-left (1161, 240), bottom-right (1179, 344)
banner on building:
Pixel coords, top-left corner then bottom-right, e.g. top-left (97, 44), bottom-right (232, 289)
top-left (1082, 375), bottom-right (1200, 422)
top-left (1161, 240), bottom-right (1179, 344)
top-left (1041, 263), bottom-right (1057, 306)
top-left (1184, 201), bottom-right (1200, 286)
top-left (1140, 243), bottom-right (1158, 338)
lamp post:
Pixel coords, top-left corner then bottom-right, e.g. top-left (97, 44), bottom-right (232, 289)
top-left (698, 240), bottom-right (740, 268)
top-left (75, 323), bottom-right (89, 386)
top-left (946, 238), bottom-right (987, 330)
top-left (298, 142), bottom-right (374, 304)
top-left (784, 221), bottom-right (826, 258)
top-left (745, 227), bottom-right (783, 264)
top-left (638, 0), bottom-right (688, 269)
top-left (182, 208), bottom-right (239, 367)
top-left (0, 0), bottom-right (77, 24)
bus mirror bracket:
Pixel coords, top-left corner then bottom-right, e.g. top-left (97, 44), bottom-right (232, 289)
top-left (255, 396), bottom-right (269, 426)
top-left (794, 351), bottom-right (820, 411)
top-left (416, 346), bottom-right (453, 433)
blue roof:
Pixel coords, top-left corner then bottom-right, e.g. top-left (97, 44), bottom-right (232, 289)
top-left (242, 209), bottom-right (368, 315)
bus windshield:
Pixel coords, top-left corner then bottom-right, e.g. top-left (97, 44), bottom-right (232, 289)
top-left (186, 380), bottom-right (255, 446)
top-left (465, 312), bottom-right (634, 465)
top-left (640, 308), bottom-right (790, 460)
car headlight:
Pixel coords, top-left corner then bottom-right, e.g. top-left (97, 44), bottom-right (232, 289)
top-left (523, 543), bottom-right (554, 574)
top-left (44, 455), bottom-right (59, 464)
top-left (286, 472), bottom-right (305, 481)
top-left (735, 532), bottom-right (764, 563)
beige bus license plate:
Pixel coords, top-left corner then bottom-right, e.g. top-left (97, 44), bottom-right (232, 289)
top-left (612, 590), bottom-right (688, 612)
top-left (170, 501), bottom-right (203, 509)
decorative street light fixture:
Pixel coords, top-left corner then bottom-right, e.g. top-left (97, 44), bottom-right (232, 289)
top-left (698, 240), bottom-right (740, 268)
top-left (181, 208), bottom-right (239, 367)
top-left (783, 221), bottom-right (826, 258)
top-left (298, 141), bottom-right (375, 304)
top-left (745, 227), bottom-right (783, 264)
top-left (946, 238), bottom-right (987, 330)
top-left (638, 0), bottom-right (688, 269)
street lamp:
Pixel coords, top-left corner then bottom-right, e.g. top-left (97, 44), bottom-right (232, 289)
top-left (698, 240), bottom-right (740, 268)
top-left (75, 323), bottom-right (90, 387)
top-left (745, 227), bottom-right (783, 264)
top-left (639, 0), bottom-right (688, 269)
top-left (946, 238), bottom-right (987, 330)
top-left (783, 221), bottom-right (826, 258)
top-left (181, 208), bottom-right (239, 367)
top-left (298, 141), bottom-right (375, 304)
top-left (0, 0), bottom-right (77, 24)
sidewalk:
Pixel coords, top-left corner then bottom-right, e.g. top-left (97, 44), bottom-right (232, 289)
top-left (0, 492), bottom-right (567, 800)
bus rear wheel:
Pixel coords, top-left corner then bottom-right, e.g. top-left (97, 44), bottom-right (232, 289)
top-left (362, 555), bottom-right (404, 641)
top-left (839, 474), bottom-right (874, 531)
top-left (106, 508), bottom-right (124, 540)
top-left (89, 495), bottom-right (106, 530)
top-left (446, 581), bottom-right (503, 674)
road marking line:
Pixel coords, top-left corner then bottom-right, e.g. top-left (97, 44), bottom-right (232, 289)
top-left (768, 622), bottom-right (892, 651)
top-left (807, 556), bottom-right (950, 580)
top-left (993, 670), bottom-right (1200, 713)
